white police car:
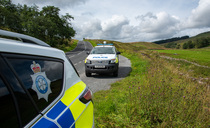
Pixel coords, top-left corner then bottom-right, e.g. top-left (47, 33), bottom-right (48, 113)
top-left (0, 30), bottom-right (94, 128)
top-left (85, 42), bottom-right (120, 77)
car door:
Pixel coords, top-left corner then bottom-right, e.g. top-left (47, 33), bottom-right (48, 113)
top-left (0, 53), bottom-right (65, 127)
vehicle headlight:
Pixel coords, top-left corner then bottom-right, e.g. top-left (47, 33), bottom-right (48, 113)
top-left (110, 59), bottom-right (116, 63)
top-left (85, 59), bottom-right (91, 64)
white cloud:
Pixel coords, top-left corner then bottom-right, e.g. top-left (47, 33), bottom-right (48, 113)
top-left (12, 0), bottom-right (210, 42)
top-left (139, 12), bottom-right (180, 33)
top-left (101, 15), bottom-right (129, 40)
top-left (185, 0), bottom-right (210, 28)
top-left (73, 15), bottom-right (130, 41)
top-left (134, 12), bottom-right (181, 40)
top-left (74, 19), bottom-right (102, 39)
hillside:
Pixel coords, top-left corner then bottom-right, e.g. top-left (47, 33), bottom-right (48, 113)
top-left (160, 31), bottom-right (210, 49)
top-left (172, 31), bottom-right (210, 44)
top-left (153, 36), bottom-right (189, 44)
top-left (85, 39), bottom-right (165, 50)
top-left (194, 31), bottom-right (210, 38)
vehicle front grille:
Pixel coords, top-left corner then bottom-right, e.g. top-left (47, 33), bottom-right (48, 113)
top-left (91, 60), bottom-right (110, 64)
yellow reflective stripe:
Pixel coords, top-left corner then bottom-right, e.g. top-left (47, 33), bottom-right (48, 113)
top-left (69, 99), bottom-right (86, 120)
top-left (60, 81), bottom-right (94, 127)
top-left (75, 102), bottom-right (94, 128)
top-left (61, 81), bottom-right (86, 106)
top-left (115, 57), bottom-right (119, 63)
top-left (84, 58), bottom-right (87, 63)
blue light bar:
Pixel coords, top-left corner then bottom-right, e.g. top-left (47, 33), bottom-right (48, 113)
top-left (97, 43), bottom-right (113, 46)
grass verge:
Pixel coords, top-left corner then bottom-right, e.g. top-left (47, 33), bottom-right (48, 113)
top-left (57, 39), bottom-right (78, 52)
top-left (94, 48), bottom-right (209, 127)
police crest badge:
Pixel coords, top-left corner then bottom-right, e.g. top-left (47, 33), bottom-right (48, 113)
top-left (30, 61), bottom-right (51, 102)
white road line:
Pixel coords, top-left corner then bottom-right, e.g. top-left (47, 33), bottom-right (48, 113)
top-left (77, 52), bottom-right (83, 55)
top-left (69, 55), bottom-right (75, 58)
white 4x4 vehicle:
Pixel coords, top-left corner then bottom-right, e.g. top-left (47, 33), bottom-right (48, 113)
top-left (85, 42), bottom-right (120, 77)
top-left (0, 30), bottom-right (94, 128)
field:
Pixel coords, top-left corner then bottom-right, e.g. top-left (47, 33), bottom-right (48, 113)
top-left (156, 49), bottom-right (210, 67)
top-left (91, 40), bottom-right (210, 127)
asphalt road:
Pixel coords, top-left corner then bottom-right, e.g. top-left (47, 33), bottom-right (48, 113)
top-left (66, 41), bottom-right (131, 93)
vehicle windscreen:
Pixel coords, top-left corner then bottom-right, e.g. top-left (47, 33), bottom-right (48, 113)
top-left (90, 47), bottom-right (115, 54)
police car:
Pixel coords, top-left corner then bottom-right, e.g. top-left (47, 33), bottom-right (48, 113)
top-left (85, 42), bottom-right (120, 77)
top-left (0, 30), bottom-right (94, 128)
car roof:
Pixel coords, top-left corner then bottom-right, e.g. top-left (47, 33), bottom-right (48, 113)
top-left (0, 29), bottom-right (50, 47)
top-left (0, 38), bottom-right (66, 60)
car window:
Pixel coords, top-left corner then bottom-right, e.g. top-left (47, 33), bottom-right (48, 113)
top-left (7, 57), bottom-right (64, 106)
top-left (91, 47), bottom-right (115, 54)
top-left (0, 77), bottom-right (19, 128)
top-left (1, 54), bottom-right (64, 127)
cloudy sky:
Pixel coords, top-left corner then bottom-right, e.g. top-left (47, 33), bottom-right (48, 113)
top-left (13, 0), bottom-right (210, 42)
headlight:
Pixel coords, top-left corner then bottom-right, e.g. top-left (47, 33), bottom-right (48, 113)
top-left (85, 59), bottom-right (91, 64)
top-left (110, 59), bottom-right (116, 63)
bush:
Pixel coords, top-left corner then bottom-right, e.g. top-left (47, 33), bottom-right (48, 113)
top-left (182, 42), bottom-right (188, 49)
top-left (195, 38), bottom-right (210, 48)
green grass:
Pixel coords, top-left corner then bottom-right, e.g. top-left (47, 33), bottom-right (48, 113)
top-left (84, 39), bottom-right (101, 47)
top-left (57, 39), bottom-right (78, 52)
top-left (87, 40), bottom-right (98, 47)
top-left (131, 42), bottom-right (165, 50)
top-left (93, 41), bottom-right (210, 127)
top-left (94, 52), bottom-right (150, 127)
top-left (156, 49), bottom-right (210, 67)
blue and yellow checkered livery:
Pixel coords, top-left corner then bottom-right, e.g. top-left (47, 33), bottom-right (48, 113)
top-left (32, 81), bottom-right (94, 128)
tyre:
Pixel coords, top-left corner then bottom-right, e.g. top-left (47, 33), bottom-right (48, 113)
top-left (85, 71), bottom-right (91, 77)
top-left (113, 70), bottom-right (118, 77)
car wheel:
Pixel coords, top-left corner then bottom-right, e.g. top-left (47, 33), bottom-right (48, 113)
top-left (85, 71), bottom-right (91, 77)
top-left (113, 70), bottom-right (118, 77)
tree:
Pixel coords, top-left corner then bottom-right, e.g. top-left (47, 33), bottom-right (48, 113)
top-left (0, 0), bottom-right (22, 32)
top-left (183, 42), bottom-right (188, 49)
top-left (40, 6), bottom-right (60, 44)
top-left (39, 6), bottom-right (76, 46)
top-left (195, 38), bottom-right (209, 48)
top-left (187, 40), bottom-right (195, 49)
top-left (59, 13), bottom-right (75, 44)
top-left (0, 1), bottom-right (76, 47)
top-left (17, 4), bottom-right (39, 34)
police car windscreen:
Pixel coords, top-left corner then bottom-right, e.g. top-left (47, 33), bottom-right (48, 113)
top-left (91, 47), bottom-right (115, 54)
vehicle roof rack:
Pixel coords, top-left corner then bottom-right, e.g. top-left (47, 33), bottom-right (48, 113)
top-left (0, 29), bottom-right (50, 47)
